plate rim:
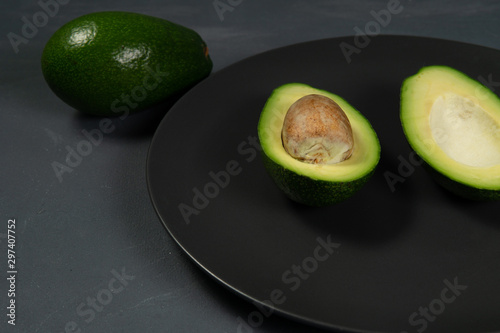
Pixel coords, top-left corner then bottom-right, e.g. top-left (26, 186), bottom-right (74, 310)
top-left (146, 34), bottom-right (500, 333)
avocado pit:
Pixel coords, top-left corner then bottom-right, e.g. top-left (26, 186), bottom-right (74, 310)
top-left (281, 94), bottom-right (354, 164)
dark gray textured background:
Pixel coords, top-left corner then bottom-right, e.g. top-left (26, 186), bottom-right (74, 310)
top-left (1, 1), bottom-right (499, 332)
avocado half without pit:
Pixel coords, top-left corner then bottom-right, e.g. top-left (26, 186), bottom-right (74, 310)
top-left (258, 83), bottom-right (381, 206)
top-left (400, 65), bottom-right (500, 200)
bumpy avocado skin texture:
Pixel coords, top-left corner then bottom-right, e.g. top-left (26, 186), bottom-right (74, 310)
top-left (400, 65), bottom-right (500, 201)
top-left (262, 152), bottom-right (375, 206)
top-left (41, 11), bottom-right (212, 116)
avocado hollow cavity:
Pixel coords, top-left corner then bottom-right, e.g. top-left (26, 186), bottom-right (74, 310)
top-left (400, 65), bottom-right (500, 200)
top-left (429, 93), bottom-right (500, 168)
top-left (281, 94), bottom-right (354, 165)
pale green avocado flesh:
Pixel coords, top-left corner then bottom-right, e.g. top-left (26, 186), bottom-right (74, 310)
top-left (258, 83), bottom-right (380, 206)
top-left (400, 65), bottom-right (500, 200)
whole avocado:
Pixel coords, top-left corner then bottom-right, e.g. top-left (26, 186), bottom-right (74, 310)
top-left (41, 11), bottom-right (213, 116)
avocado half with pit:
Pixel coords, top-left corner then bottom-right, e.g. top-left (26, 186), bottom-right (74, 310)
top-left (258, 83), bottom-right (381, 206)
top-left (400, 65), bottom-right (500, 200)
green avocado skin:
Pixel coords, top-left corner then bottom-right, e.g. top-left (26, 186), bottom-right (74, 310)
top-left (41, 11), bottom-right (213, 116)
top-left (261, 152), bottom-right (375, 206)
top-left (421, 161), bottom-right (500, 201)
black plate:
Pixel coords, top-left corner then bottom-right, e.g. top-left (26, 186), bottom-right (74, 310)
top-left (147, 36), bottom-right (500, 333)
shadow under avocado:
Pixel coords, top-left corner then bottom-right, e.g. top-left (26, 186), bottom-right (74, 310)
top-left (72, 90), bottom-right (187, 139)
top-left (422, 162), bottom-right (500, 228)
top-left (284, 150), bottom-right (416, 246)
